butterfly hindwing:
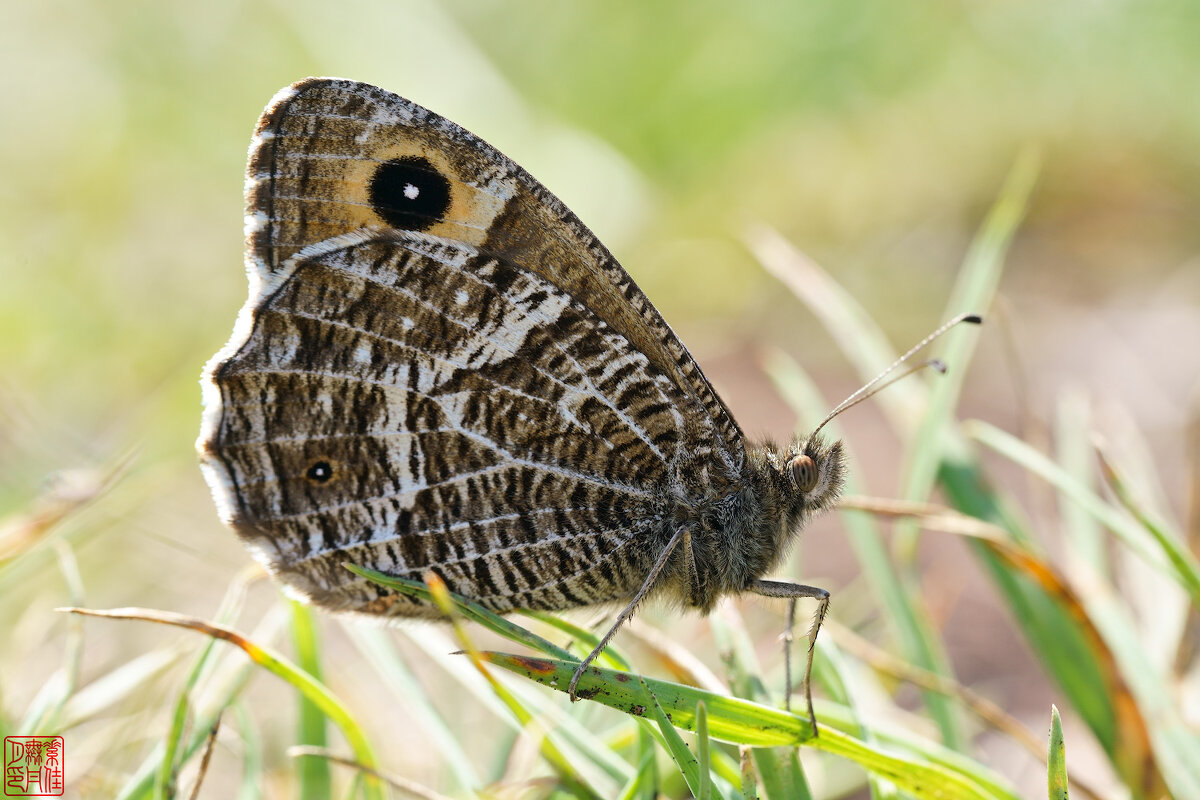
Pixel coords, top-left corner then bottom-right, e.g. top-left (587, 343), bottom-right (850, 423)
top-left (206, 228), bottom-right (704, 612)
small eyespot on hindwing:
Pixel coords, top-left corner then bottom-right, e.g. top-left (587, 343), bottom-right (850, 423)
top-left (305, 460), bottom-right (335, 483)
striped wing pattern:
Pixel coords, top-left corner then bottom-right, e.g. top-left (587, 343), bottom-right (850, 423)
top-left (199, 79), bottom-right (748, 616)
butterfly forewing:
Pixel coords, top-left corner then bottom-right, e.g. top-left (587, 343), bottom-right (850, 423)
top-left (245, 79), bottom-right (742, 447)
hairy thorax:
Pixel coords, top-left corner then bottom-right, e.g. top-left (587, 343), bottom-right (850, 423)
top-left (658, 436), bottom-right (845, 613)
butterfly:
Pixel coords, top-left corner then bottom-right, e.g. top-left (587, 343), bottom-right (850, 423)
top-left (198, 78), bottom-right (850, 730)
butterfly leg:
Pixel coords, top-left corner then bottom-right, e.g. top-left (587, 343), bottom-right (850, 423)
top-left (747, 579), bottom-right (830, 735)
top-left (568, 524), bottom-right (689, 701)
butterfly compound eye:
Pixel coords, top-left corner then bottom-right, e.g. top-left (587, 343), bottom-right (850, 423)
top-left (789, 454), bottom-right (818, 493)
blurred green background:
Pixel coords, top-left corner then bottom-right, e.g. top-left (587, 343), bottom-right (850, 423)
top-left (2, 0), bottom-right (1198, 797)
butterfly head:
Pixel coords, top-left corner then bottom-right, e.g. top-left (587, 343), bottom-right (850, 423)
top-left (782, 434), bottom-right (845, 519)
top-left (730, 434), bottom-right (845, 592)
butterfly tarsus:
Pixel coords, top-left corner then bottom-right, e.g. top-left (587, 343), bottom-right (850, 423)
top-left (568, 524), bottom-right (690, 701)
top-left (749, 578), bottom-right (830, 737)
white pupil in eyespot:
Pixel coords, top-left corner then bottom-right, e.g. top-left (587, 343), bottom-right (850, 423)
top-left (403, 183), bottom-right (420, 200)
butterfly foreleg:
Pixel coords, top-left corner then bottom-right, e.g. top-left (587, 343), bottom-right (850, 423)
top-left (568, 524), bottom-right (690, 701)
top-left (747, 578), bottom-right (830, 735)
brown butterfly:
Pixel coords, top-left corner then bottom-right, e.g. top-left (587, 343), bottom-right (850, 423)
top-left (200, 78), bottom-right (970, 731)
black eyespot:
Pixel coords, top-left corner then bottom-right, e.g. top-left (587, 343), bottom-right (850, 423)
top-left (306, 460), bottom-right (334, 483)
top-left (789, 455), bottom-right (818, 493)
top-left (368, 156), bottom-right (452, 231)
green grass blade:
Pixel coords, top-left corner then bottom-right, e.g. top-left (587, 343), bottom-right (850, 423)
top-left (233, 702), bottom-right (262, 800)
top-left (405, 625), bottom-right (637, 792)
top-left (57, 648), bottom-right (181, 731)
top-left (157, 658), bottom-right (206, 798)
top-left (115, 656), bottom-right (258, 800)
top-left (696, 701), bottom-right (712, 800)
top-left (1047, 706), bottom-right (1068, 800)
top-left (522, 609), bottom-right (634, 670)
top-left (753, 747), bottom-right (809, 800)
top-left (1055, 392), bottom-right (1108, 575)
top-left (344, 625), bottom-right (482, 795)
top-left (814, 703), bottom-right (1018, 799)
top-left (961, 422), bottom-right (1200, 791)
top-left (707, 602), bottom-right (768, 702)
top-left (425, 574), bottom-right (619, 798)
top-left (155, 573), bottom-right (253, 800)
top-left (935, 453), bottom-right (1127, 770)
top-left (64, 607), bottom-right (385, 800)
top-left (289, 600), bottom-right (331, 800)
top-left (1097, 444), bottom-right (1200, 609)
top-left (484, 652), bottom-right (1016, 799)
top-left (814, 633), bottom-right (899, 799)
top-left (707, 604), bottom-right (812, 800)
top-left (817, 728), bottom-right (1011, 800)
top-left (709, 749), bottom-right (745, 796)
top-left (485, 651), bottom-right (811, 745)
top-left (968, 420), bottom-right (1200, 597)
top-left (615, 724), bottom-right (659, 800)
top-left (639, 676), bottom-right (721, 800)
top-left (1055, 564), bottom-right (1199, 796)
top-left (349, 566), bottom-right (574, 660)
top-left (355, 563), bottom-right (656, 791)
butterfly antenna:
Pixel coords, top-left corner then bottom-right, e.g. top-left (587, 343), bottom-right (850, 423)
top-left (807, 313), bottom-right (983, 442)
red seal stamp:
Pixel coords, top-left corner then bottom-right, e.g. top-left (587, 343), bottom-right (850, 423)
top-left (3, 738), bottom-right (64, 797)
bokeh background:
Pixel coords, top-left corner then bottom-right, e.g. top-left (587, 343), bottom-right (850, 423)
top-left (2, 0), bottom-right (1198, 797)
